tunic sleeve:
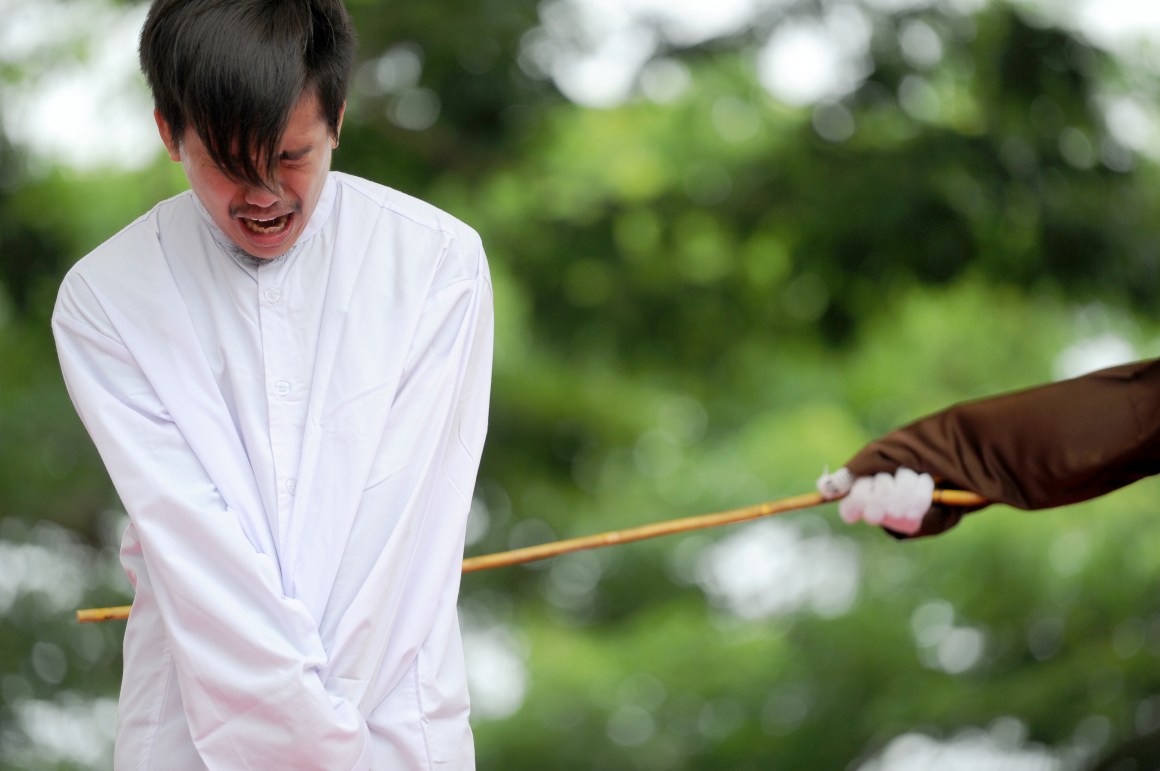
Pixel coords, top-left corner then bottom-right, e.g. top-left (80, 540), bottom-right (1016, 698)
top-left (53, 276), bottom-right (373, 770)
top-left (320, 230), bottom-right (494, 740)
top-left (843, 359), bottom-right (1160, 536)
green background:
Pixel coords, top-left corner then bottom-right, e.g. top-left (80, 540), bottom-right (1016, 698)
top-left (2, 0), bottom-right (1159, 768)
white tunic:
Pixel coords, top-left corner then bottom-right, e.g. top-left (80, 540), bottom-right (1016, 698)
top-left (52, 172), bottom-right (493, 770)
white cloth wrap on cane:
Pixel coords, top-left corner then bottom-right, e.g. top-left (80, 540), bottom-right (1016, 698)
top-left (816, 467), bottom-right (934, 535)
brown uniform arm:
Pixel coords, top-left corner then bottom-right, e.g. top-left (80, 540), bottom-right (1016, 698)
top-left (843, 359), bottom-right (1160, 536)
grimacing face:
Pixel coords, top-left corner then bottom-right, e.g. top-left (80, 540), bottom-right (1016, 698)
top-left (155, 90), bottom-right (344, 260)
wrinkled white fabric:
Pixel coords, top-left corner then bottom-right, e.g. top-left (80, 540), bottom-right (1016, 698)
top-left (817, 467), bottom-right (933, 535)
top-left (53, 172), bottom-right (493, 770)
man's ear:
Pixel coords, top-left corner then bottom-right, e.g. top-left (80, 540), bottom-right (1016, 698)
top-left (333, 102), bottom-right (346, 149)
top-left (154, 109), bottom-right (181, 162)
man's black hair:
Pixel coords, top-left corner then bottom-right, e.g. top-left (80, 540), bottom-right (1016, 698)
top-left (140, 0), bottom-right (355, 190)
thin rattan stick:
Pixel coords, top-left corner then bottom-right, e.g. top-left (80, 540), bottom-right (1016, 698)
top-left (75, 488), bottom-right (986, 623)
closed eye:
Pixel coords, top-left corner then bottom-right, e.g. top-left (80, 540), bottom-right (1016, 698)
top-left (279, 147), bottom-right (313, 164)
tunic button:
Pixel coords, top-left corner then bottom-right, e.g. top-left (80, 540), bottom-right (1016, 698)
top-left (274, 380), bottom-right (291, 397)
top-left (284, 478), bottom-right (297, 495)
top-left (264, 288), bottom-right (282, 303)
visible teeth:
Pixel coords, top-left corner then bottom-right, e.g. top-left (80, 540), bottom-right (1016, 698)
top-left (242, 215), bottom-right (288, 235)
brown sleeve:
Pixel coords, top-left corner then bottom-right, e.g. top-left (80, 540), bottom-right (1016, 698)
top-left (844, 359), bottom-right (1160, 536)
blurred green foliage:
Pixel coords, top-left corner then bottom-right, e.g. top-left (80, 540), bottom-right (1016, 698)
top-left (2, 0), bottom-right (1160, 768)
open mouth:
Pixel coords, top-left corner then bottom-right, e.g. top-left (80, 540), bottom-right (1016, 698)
top-left (240, 213), bottom-right (291, 235)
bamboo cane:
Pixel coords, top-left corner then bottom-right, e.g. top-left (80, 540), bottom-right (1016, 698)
top-left (75, 488), bottom-right (985, 623)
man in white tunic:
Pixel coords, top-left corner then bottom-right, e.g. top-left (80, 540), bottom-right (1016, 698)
top-left (51, 1), bottom-right (492, 768)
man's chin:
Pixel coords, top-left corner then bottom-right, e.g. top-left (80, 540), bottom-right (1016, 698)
top-left (226, 240), bottom-right (296, 267)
